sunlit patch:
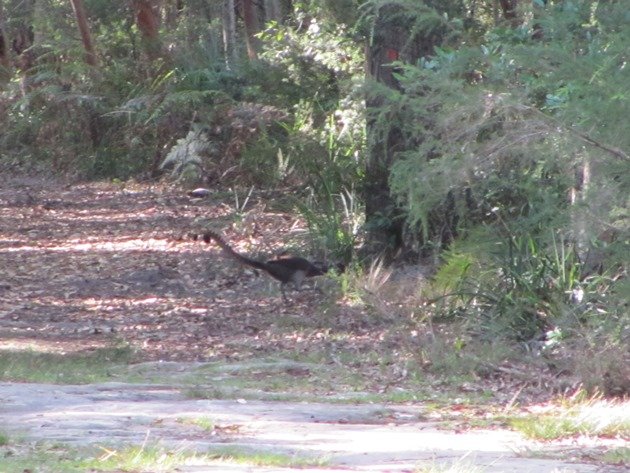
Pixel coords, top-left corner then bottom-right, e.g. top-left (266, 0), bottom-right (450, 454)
top-left (39, 294), bottom-right (197, 312)
top-left (1, 237), bottom-right (178, 253)
top-left (518, 395), bottom-right (630, 441)
top-left (0, 338), bottom-right (111, 354)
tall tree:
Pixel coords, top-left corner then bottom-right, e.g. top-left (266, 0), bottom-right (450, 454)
top-left (241, 0), bottom-right (260, 60)
top-left (69, 0), bottom-right (97, 66)
top-left (165, 0), bottom-right (184, 29)
top-left (222, 0), bottom-right (236, 67)
top-left (364, 4), bottom-right (406, 255)
top-left (364, 3), bottom-right (448, 256)
top-left (0, 3), bottom-right (10, 79)
top-left (11, 1), bottom-right (35, 96)
top-left (498, 0), bottom-right (519, 26)
top-left (133, 0), bottom-right (162, 61)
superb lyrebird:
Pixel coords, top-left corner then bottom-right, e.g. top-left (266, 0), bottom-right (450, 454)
top-left (202, 231), bottom-right (330, 300)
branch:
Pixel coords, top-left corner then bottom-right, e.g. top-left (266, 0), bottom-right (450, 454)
top-left (565, 126), bottom-right (630, 162)
top-left (529, 107), bottom-right (630, 162)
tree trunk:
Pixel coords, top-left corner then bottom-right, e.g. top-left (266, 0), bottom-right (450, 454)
top-left (498, 0), bottom-right (519, 27)
top-left (264, 0), bottom-right (291, 23)
top-left (12, 24), bottom-right (35, 96)
top-left (133, 0), bottom-right (162, 61)
top-left (0, 4), bottom-right (10, 81)
top-left (165, 0), bottom-right (184, 29)
top-left (69, 0), bottom-right (97, 66)
top-left (264, 0), bottom-right (280, 22)
top-left (222, 0), bottom-right (236, 68)
top-left (241, 0), bottom-right (260, 60)
top-left (364, 4), bottom-right (446, 257)
top-left (364, 7), bottom-right (410, 256)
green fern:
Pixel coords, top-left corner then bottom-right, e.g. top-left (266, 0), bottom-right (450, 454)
top-left (160, 125), bottom-right (210, 180)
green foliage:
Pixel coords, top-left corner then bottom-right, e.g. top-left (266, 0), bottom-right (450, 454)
top-left (0, 0), bottom-right (238, 179)
top-left (384, 0), bottom-right (629, 243)
top-left (258, 9), bottom-right (363, 110)
top-left (433, 229), bottom-right (566, 339)
top-left (256, 11), bottom-right (366, 256)
top-left (239, 139), bottom-right (290, 186)
top-left (0, 0), bottom-right (367, 201)
top-left (373, 0), bottom-right (629, 351)
top-left (285, 98), bottom-right (364, 262)
top-left (160, 124), bottom-right (210, 185)
top-left (297, 185), bottom-right (360, 264)
top-left (432, 251), bottom-right (473, 294)
top-left (431, 216), bottom-right (629, 344)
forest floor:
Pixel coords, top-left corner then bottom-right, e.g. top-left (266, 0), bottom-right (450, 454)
top-left (0, 175), bottom-right (338, 362)
top-left (0, 175), bottom-right (627, 472)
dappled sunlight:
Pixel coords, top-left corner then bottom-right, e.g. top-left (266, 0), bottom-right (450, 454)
top-left (0, 0), bottom-right (627, 468)
top-left (0, 167), bottom-right (625, 470)
top-left (1, 237), bottom-right (180, 253)
top-left (0, 338), bottom-right (111, 355)
top-left (45, 293), bottom-right (207, 315)
top-left (0, 181), bottom-right (351, 363)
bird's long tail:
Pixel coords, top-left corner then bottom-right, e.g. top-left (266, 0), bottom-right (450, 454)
top-left (202, 231), bottom-right (268, 271)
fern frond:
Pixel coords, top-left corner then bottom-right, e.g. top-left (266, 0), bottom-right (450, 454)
top-left (160, 126), bottom-right (210, 177)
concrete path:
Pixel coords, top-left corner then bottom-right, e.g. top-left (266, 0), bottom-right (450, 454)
top-left (0, 382), bottom-right (613, 472)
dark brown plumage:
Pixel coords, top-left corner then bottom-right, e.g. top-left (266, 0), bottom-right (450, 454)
top-left (202, 231), bottom-right (328, 300)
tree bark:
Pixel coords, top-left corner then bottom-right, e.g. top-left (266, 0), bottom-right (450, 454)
top-left (0, 4), bottom-right (10, 80)
top-left (133, 0), bottom-right (162, 61)
top-left (364, 6), bottom-right (410, 256)
top-left (165, 0), bottom-right (184, 29)
top-left (364, 4), bottom-right (446, 257)
top-left (69, 0), bottom-right (98, 66)
top-left (498, 0), bottom-right (519, 27)
top-left (12, 23), bottom-right (35, 96)
top-left (241, 0), bottom-right (260, 60)
top-left (222, 0), bottom-right (236, 67)
top-left (263, 0), bottom-right (291, 23)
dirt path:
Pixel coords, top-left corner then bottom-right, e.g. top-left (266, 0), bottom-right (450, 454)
top-left (1, 380), bottom-right (615, 472)
top-left (0, 177), bottom-right (373, 363)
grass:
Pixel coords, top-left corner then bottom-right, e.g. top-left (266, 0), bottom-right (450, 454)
top-left (87, 444), bottom-right (215, 472)
top-left (509, 395), bottom-right (630, 440)
top-left (90, 444), bottom-right (329, 471)
top-left (176, 416), bottom-right (216, 431)
top-left (601, 446), bottom-right (630, 464)
top-left (414, 455), bottom-right (485, 472)
top-left (0, 439), bottom-right (328, 472)
top-left (0, 441), bottom-right (90, 473)
top-left (510, 416), bottom-right (590, 440)
top-left (0, 343), bottom-right (134, 384)
top-left (206, 445), bottom-right (330, 468)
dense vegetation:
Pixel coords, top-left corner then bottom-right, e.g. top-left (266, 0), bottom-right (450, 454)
top-left (0, 0), bottom-right (627, 395)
